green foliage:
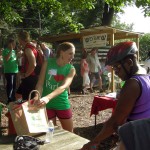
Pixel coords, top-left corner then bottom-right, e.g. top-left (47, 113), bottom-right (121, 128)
top-left (0, 0), bottom-right (29, 23)
top-left (105, 0), bottom-right (125, 9)
top-left (139, 33), bottom-right (150, 61)
top-left (0, 0), bottom-right (96, 38)
top-left (135, 0), bottom-right (150, 17)
top-left (76, 1), bottom-right (105, 28)
top-left (0, 0), bottom-right (150, 40)
top-left (0, 0), bottom-right (95, 24)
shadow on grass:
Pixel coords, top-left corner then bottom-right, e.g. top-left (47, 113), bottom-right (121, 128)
top-left (74, 123), bottom-right (103, 140)
top-left (74, 123), bottom-right (119, 150)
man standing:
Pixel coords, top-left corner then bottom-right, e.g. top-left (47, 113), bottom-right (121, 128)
top-left (87, 48), bottom-right (103, 93)
top-left (16, 30), bottom-right (38, 100)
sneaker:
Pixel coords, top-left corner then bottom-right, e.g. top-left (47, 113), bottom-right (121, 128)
top-left (81, 89), bottom-right (85, 95)
top-left (81, 89), bottom-right (89, 95)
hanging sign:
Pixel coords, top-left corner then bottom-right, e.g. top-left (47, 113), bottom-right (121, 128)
top-left (83, 33), bottom-right (107, 48)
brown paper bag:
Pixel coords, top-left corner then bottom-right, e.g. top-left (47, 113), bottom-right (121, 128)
top-left (9, 90), bottom-right (48, 136)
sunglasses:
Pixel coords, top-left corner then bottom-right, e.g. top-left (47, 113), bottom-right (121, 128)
top-left (112, 64), bottom-right (122, 72)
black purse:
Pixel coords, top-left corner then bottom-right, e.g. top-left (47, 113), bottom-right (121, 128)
top-left (13, 135), bottom-right (45, 150)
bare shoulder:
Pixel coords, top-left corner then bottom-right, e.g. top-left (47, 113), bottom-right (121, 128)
top-left (24, 47), bottom-right (32, 54)
top-left (124, 78), bottom-right (141, 90)
top-left (24, 48), bottom-right (35, 58)
top-left (70, 67), bottom-right (76, 76)
top-left (119, 78), bottom-right (141, 103)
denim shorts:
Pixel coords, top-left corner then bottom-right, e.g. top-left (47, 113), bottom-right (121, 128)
top-left (90, 72), bottom-right (100, 81)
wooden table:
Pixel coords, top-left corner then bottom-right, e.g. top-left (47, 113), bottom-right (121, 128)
top-left (0, 127), bottom-right (89, 150)
top-left (90, 95), bottom-right (117, 128)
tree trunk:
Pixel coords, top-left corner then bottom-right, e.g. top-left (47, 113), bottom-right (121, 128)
top-left (101, 3), bottom-right (114, 26)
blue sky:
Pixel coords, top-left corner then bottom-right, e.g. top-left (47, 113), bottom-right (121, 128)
top-left (118, 5), bottom-right (150, 33)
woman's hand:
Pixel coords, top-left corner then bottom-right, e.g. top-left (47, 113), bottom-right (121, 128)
top-left (80, 141), bottom-right (99, 150)
top-left (28, 96), bottom-right (49, 111)
top-left (40, 96), bottom-right (49, 106)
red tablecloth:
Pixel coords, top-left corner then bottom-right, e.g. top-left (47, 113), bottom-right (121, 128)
top-left (90, 96), bottom-right (117, 116)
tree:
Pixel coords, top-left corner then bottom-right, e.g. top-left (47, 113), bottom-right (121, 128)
top-left (0, 0), bottom-right (95, 33)
top-left (0, 0), bottom-right (150, 37)
top-left (139, 33), bottom-right (150, 61)
top-left (135, 1), bottom-right (150, 17)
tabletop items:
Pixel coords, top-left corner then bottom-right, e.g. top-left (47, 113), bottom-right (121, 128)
top-left (8, 90), bottom-right (48, 136)
top-left (0, 127), bottom-right (89, 150)
top-left (13, 135), bottom-right (45, 150)
top-left (104, 92), bottom-right (117, 99)
top-left (45, 120), bottom-right (54, 143)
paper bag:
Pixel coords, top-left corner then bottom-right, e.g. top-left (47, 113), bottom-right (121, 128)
top-left (9, 90), bottom-right (48, 136)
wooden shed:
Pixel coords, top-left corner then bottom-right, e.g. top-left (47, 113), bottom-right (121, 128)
top-left (39, 26), bottom-right (142, 92)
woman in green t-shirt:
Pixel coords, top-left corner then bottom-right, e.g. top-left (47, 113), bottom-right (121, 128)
top-left (32, 42), bottom-right (76, 132)
top-left (2, 36), bottom-right (19, 104)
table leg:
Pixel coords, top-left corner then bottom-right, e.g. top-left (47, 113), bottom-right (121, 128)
top-left (95, 115), bottom-right (97, 129)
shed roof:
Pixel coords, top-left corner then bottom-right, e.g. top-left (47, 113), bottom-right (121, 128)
top-left (39, 26), bottom-right (143, 92)
top-left (39, 26), bottom-right (142, 43)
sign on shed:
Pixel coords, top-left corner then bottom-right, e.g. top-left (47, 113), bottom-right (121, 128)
top-left (83, 33), bottom-right (107, 48)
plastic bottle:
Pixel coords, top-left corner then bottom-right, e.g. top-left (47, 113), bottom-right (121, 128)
top-left (45, 120), bottom-right (54, 143)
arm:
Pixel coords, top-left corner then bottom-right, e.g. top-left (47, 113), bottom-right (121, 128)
top-left (4, 44), bottom-right (13, 61)
top-left (24, 48), bottom-right (36, 77)
top-left (86, 55), bottom-right (90, 65)
top-left (81, 60), bottom-right (85, 70)
top-left (96, 54), bottom-right (101, 70)
top-left (37, 47), bottom-right (44, 57)
top-left (81, 78), bottom-right (141, 150)
top-left (86, 56), bottom-right (91, 73)
top-left (35, 60), bottom-right (48, 96)
top-left (16, 50), bottom-right (23, 58)
top-left (35, 66), bottom-right (76, 106)
top-left (0, 56), bottom-right (2, 65)
top-left (46, 68), bottom-right (76, 99)
top-left (4, 50), bottom-right (12, 61)
top-left (43, 68), bottom-right (76, 103)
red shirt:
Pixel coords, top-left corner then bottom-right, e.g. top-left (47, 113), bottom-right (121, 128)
top-left (21, 43), bottom-right (37, 76)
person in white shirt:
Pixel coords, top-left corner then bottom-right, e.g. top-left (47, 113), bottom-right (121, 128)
top-left (38, 42), bottom-right (52, 60)
top-left (80, 51), bottom-right (90, 94)
top-left (87, 48), bottom-right (103, 93)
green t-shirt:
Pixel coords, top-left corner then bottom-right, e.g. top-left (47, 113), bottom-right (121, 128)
top-left (2, 48), bottom-right (18, 73)
top-left (42, 58), bottom-right (74, 110)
